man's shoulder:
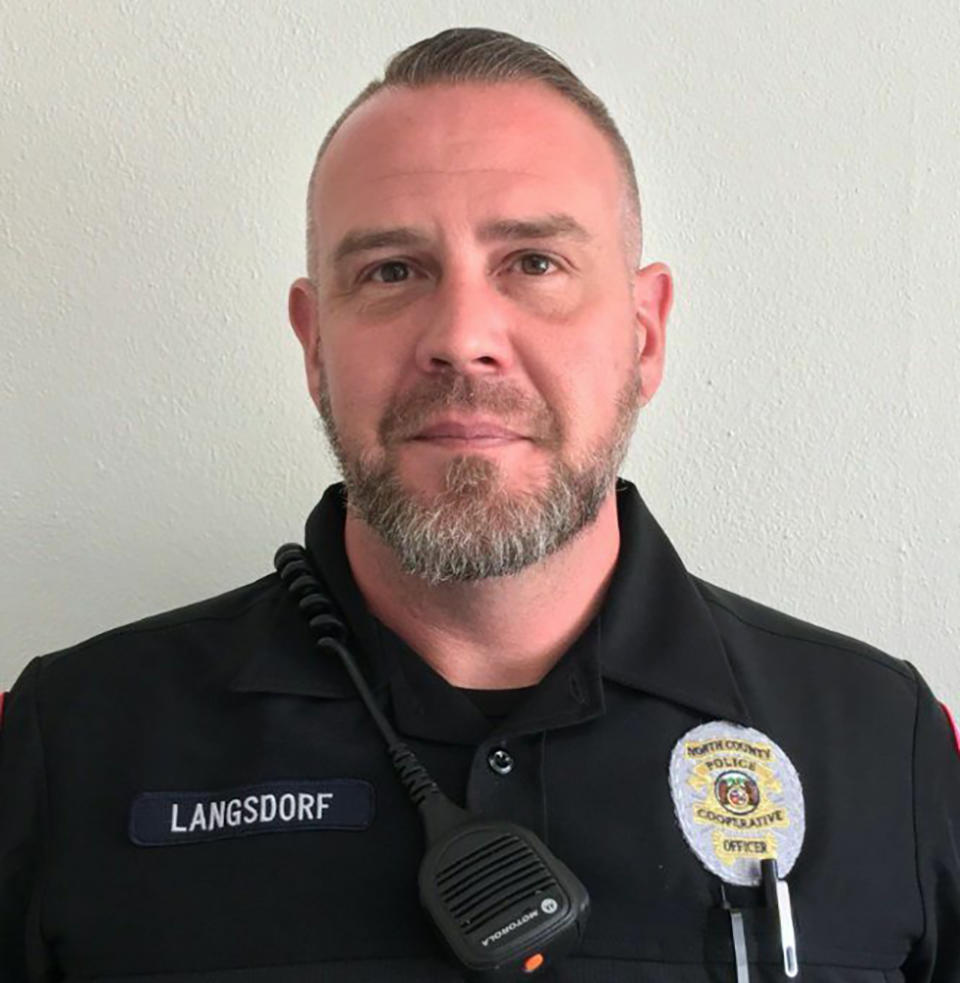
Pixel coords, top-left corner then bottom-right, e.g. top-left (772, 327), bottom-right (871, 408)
top-left (28, 573), bottom-right (285, 684)
top-left (692, 575), bottom-right (915, 686)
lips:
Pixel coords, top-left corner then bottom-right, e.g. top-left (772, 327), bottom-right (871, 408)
top-left (413, 419), bottom-right (524, 440)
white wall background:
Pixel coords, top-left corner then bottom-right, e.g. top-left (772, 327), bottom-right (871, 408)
top-left (2, 1), bottom-right (957, 702)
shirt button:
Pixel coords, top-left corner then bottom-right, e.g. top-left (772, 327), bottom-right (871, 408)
top-left (487, 747), bottom-right (514, 775)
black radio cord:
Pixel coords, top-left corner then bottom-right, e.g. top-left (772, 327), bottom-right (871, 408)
top-left (274, 543), bottom-right (468, 839)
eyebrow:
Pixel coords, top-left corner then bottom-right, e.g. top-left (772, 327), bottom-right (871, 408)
top-left (477, 213), bottom-right (592, 244)
top-left (329, 213), bottom-right (592, 267)
top-left (331, 227), bottom-right (431, 266)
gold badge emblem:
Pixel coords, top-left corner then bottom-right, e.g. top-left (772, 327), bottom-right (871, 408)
top-left (669, 722), bottom-right (805, 885)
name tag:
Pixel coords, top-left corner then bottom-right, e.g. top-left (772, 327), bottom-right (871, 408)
top-left (129, 779), bottom-right (374, 846)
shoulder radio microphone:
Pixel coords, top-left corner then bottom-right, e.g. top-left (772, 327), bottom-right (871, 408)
top-left (275, 543), bottom-right (590, 981)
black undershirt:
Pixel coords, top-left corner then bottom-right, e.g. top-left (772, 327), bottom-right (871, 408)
top-left (456, 684), bottom-right (539, 721)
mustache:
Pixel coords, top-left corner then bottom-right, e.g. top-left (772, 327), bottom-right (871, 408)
top-left (378, 375), bottom-right (561, 447)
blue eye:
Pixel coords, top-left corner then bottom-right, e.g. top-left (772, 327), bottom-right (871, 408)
top-left (369, 261), bottom-right (412, 283)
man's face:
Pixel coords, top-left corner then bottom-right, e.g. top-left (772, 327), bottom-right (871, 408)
top-left (291, 81), bottom-right (670, 583)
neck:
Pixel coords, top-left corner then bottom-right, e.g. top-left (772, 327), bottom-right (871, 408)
top-left (343, 488), bottom-right (621, 689)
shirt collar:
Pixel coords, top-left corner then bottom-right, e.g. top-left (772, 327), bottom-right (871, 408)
top-left (599, 481), bottom-right (751, 724)
top-left (229, 480), bottom-right (751, 736)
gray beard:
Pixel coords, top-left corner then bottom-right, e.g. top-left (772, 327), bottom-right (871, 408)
top-left (317, 370), bottom-right (641, 585)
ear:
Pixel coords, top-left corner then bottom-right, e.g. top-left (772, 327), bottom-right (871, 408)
top-left (288, 277), bottom-right (324, 410)
top-left (632, 262), bottom-right (673, 406)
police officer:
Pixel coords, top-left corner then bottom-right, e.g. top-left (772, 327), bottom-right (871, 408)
top-left (2, 27), bottom-right (958, 983)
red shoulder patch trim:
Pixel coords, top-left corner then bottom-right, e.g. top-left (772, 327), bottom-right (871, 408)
top-left (941, 702), bottom-right (960, 757)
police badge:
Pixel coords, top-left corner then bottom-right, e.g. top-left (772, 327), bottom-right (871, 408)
top-left (668, 720), bottom-right (805, 886)
top-left (669, 720), bottom-right (805, 979)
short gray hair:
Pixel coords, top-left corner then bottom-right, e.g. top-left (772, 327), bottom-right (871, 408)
top-left (305, 27), bottom-right (643, 276)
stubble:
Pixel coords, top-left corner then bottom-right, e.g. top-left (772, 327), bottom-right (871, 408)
top-left (317, 364), bottom-right (641, 585)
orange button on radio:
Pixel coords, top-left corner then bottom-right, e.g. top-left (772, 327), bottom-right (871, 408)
top-left (523, 953), bottom-right (545, 973)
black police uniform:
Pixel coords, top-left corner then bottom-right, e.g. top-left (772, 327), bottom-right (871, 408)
top-left (1, 480), bottom-right (958, 981)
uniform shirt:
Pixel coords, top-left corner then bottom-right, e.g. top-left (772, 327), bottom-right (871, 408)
top-left (1, 479), bottom-right (958, 982)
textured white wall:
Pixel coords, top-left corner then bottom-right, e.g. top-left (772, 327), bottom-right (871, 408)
top-left (2, 1), bottom-right (957, 703)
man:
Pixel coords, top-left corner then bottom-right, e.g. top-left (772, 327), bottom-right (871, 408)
top-left (1, 27), bottom-right (957, 983)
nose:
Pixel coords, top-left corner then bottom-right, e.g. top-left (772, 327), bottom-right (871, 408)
top-left (413, 271), bottom-right (515, 377)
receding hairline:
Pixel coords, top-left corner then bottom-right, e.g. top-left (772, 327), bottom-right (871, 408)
top-left (303, 30), bottom-right (644, 277)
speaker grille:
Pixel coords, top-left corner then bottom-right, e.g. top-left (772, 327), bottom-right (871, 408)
top-left (436, 833), bottom-right (558, 932)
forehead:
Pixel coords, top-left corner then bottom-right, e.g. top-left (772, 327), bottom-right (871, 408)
top-left (311, 81), bottom-right (625, 255)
